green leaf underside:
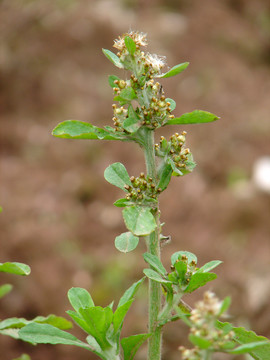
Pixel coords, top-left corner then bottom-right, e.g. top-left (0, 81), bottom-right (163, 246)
top-left (104, 162), bottom-right (132, 190)
top-left (0, 315), bottom-right (72, 331)
top-left (167, 110), bottom-right (219, 125)
top-left (185, 272), bottom-right (217, 293)
top-left (19, 323), bottom-right (91, 350)
top-left (115, 232), bottom-right (139, 253)
top-left (121, 333), bottom-right (152, 360)
top-left (52, 120), bottom-right (124, 140)
top-left (0, 262), bottom-right (31, 276)
top-left (143, 269), bottom-right (170, 284)
top-left (171, 251), bottom-right (197, 266)
top-left (102, 49), bottom-right (123, 69)
top-left (68, 287), bottom-right (94, 312)
top-left (123, 206), bottom-right (157, 236)
top-left (0, 284), bottom-right (13, 299)
top-left (157, 62), bottom-right (189, 78)
top-left (217, 322), bottom-right (270, 360)
top-left (118, 278), bottom-right (144, 308)
top-left (143, 253), bottom-right (167, 276)
top-left (124, 36), bottom-right (136, 56)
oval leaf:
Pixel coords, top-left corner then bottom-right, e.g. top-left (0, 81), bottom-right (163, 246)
top-left (115, 232), bottom-right (139, 253)
top-left (167, 110), bottom-right (219, 125)
top-left (104, 162), bottom-right (131, 190)
top-left (171, 251), bottom-right (197, 266)
top-left (19, 323), bottom-right (91, 350)
top-left (124, 36), bottom-right (136, 55)
top-left (102, 49), bottom-right (123, 69)
top-left (68, 287), bottom-right (94, 312)
top-left (0, 262), bottom-right (31, 276)
top-left (197, 260), bottom-right (222, 273)
top-left (157, 62), bottom-right (189, 78)
top-left (165, 98), bottom-right (176, 111)
top-left (122, 206), bottom-right (157, 236)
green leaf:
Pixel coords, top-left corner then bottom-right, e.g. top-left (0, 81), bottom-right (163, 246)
top-left (66, 310), bottom-right (92, 334)
top-left (113, 198), bottom-right (130, 207)
top-left (19, 323), bottom-right (91, 350)
top-left (157, 62), bottom-right (189, 78)
top-left (118, 278), bottom-right (144, 308)
top-left (197, 260), bottom-right (222, 273)
top-left (184, 272), bottom-right (217, 293)
top-left (123, 206), bottom-right (157, 236)
top-left (52, 120), bottom-right (124, 141)
top-left (0, 328), bottom-right (20, 340)
top-left (143, 253), bottom-right (167, 276)
top-left (0, 262), bottom-right (30, 276)
top-left (13, 355), bottom-right (31, 360)
top-left (0, 284), bottom-right (13, 299)
top-left (113, 299), bottom-right (133, 333)
top-left (68, 287), bottom-right (94, 312)
top-left (229, 341), bottom-right (270, 355)
top-left (108, 75), bottom-right (120, 88)
top-left (0, 315), bottom-right (72, 331)
top-left (79, 307), bottom-right (113, 349)
top-left (217, 323), bottom-right (270, 360)
top-left (167, 110), bottom-right (219, 125)
top-left (104, 162), bottom-right (132, 191)
top-left (121, 333), bottom-right (151, 360)
top-left (124, 36), bottom-right (136, 55)
top-left (115, 232), bottom-right (139, 253)
top-left (0, 206), bottom-right (2, 212)
top-left (102, 49), bottom-right (123, 69)
top-left (165, 98), bottom-right (176, 111)
top-left (218, 296), bottom-right (231, 316)
top-left (143, 269), bottom-right (170, 284)
top-left (123, 105), bottom-right (141, 133)
top-left (157, 162), bottom-right (173, 191)
top-left (171, 251), bottom-right (197, 266)
top-left (189, 334), bottom-right (212, 349)
top-left (119, 87), bottom-right (137, 101)
top-left (174, 261), bottom-right (188, 281)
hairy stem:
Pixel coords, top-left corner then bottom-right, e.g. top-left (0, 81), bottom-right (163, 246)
top-left (143, 128), bottom-right (162, 360)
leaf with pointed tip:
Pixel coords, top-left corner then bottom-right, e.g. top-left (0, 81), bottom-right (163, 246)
top-left (113, 299), bottom-right (133, 333)
top-left (143, 269), bottom-right (170, 284)
top-left (123, 206), bottom-right (157, 236)
top-left (0, 262), bottom-right (30, 276)
top-left (114, 198), bottom-right (131, 207)
top-left (167, 110), bottom-right (219, 125)
top-left (165, 98), bottom-right (176, 111)
top-left (104, 162), bottom-right (131, 191)
top-left (0, 315), bottom-right (72, 331)
top-left (118, 278), bottom-right (144, 308)
top-left (121, 333), bottom-right (152, 360)
top-left (157, 162), bottom-right (173, 191)
top-left (218, 296), bottom-right (231, 317)
top-left (115, 232), bottom-right (139, 253)
top-left (157, 62), bottom-right (189, 78)
top-left (197, 260), bottom-right (222, 273)
top-left (143, 253), bottom-right (167, 276)
top-left (124, 36), bottom-right (136, 56)
top-left (19, 323), bottom-right (92, 350)
top-left (0, 284), bottom-right (13, 299)
top-left (102, 49), bottom-right (123, 69)
top-left (52, 120), bottom-right (124, 141)
top-left (229, 341), bottom-right (270, 355)
top-left (68, 287), bottom-right (94, 312)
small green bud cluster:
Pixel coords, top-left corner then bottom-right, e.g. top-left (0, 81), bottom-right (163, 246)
top-left (156, 132), bottom-right (193, 175)
top-left (179, 292), bottom-right (235, 359)
top-left (168, 255), bottom-right (197, 289)
top-left (124, 173), bottom-right (162, 202)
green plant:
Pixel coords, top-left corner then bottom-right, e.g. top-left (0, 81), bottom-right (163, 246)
top-left (1, 31), bottom-right (270, 360)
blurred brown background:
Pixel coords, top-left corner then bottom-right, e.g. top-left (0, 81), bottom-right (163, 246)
top-left (1, 0), bottom-right (270, 359)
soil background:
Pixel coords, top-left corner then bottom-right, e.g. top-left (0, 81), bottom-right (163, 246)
top-left (1, 1), bottom-right (270, 359)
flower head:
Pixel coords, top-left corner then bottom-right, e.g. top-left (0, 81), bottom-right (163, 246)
top-left (145, 53), bottom-right (166, 73)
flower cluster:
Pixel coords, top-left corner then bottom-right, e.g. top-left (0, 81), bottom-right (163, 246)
top-left (168, 254), bottom-right (197, 289)
top-left (155, 132), bottom-right (195, 175)
top-left (179, 292), bottom-right (235, 359)
top-left (124, 173), bottom-right (162, 203)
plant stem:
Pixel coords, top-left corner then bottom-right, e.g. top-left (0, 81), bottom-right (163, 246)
top-left (143, 128), bottom-right (162, 360)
